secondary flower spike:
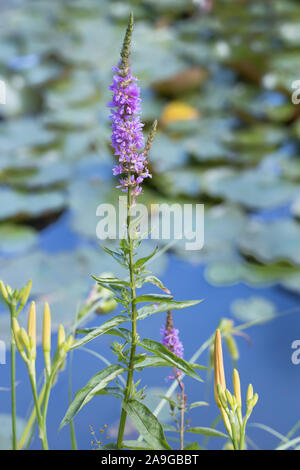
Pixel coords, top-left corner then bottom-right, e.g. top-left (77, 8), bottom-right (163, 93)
top-left (161, 311), bottom-right (184, 378)
top-left (108, 13), bottom-right (152, 196)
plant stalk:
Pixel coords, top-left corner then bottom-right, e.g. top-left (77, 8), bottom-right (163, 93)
top-left (9, 305), bottom-right (17, 450)
top-left (117, 181), bottom-right (138, 449)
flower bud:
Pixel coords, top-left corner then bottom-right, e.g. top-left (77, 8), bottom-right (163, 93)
top-left (65, 335), bottom-right (74, 351)
top-left (27, 301), bottom-right (36, 360)
top-left (247, 383), bottom-right (254, 403)
top-left (250, 393), bottom-right (259, 409)
top-left (233, 369), bottom-right (242, 408)
top-left (225, 389), bottom-right (234, 409)
top-left (0, 280), bottom-right (9, 303)
top-left (57, 325), bottom-right (66, 349)
top-left (214, 329), bottom-right (226, 407)
top-left (17, 280), bottom-right (32, 314)
top-left (20, 328), bottom-right (31, 352)
top-left (12, 318), bottom-right (24, 353)
top-left (43, 302), bottom-right (51, 375)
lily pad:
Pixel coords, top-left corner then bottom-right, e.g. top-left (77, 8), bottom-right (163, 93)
top-left (0, 224), bottom-right (38, 255)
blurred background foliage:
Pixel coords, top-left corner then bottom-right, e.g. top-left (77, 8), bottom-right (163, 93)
top-left (0, 0), bottom-right (300, 449)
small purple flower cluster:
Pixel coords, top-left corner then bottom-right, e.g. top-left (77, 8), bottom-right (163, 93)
top-left (161, 325), bottom-right (184, 359)
top-left (108, 64), bottom-right (151, 196)
top-left (161, 311), bottom-right (184, 379)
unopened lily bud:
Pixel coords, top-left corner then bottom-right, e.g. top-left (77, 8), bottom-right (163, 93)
top-left (217, 384), bottom-right (228, 409)
top-left (27, 301), bottom-right (36, 359)
top-left (233, 369), bottom-right (242, 408)
top-left (65, 335), bottom-right (74, 351)
top-left (17, 280), bottom-right (32, 314)
top-left (20, 327), bottom-right (31, 352)
top-left (225, 389), bottom-right (234, 409)
top-left (214, 329), bottom-right (226, 407)
top-left (12, 318), bottom-right (24, 353)
top-left (249, 393), bottom-right (258, 409)
top-left (247, 384), bottom-right (254, 403)
top-left (43, 303), bottom-right (51, 374)
top-left (225, 335), bottom-right (239, 361)
top-left (6, 285), bottom-right (13, 297)
top-left (57, 325), bottom-right (66, 349)
top-left (0, 280), bottom-right (9, 303)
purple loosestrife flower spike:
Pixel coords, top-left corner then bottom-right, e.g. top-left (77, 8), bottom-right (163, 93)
top-left (108, 13), bottom-right (152, 197)
top-left (161, 311), bottom-right (184, 379)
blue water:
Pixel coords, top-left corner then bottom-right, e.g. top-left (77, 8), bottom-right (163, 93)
top-left (1, 214), bottom-right (300, 450)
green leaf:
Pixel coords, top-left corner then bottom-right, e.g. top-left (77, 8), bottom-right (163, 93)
top-left (103, 246), bottom-right (128, 267)
top-left (137, 299), bottom-right (203, 320)
top-left (134, 246), bottom-right (158, 269)
top-left (96, 387), bottom-right (124, 400)
top-left (136, 275), bottom-right (171, 294)
top-left (134, 355), bottom-right (176, 370)
top-left (71, 315), bottom-right (128, 349)
top-left (138, 339), bottom-right (203, 382)
top-left (188, 401), bottom-right (209, 410)
top-left (122, 440), bottom-right (153, 450)
top-left (134, 293), bottom-right (173, 303)
top-left (184, 442), bottom-right (199, 450)
top-left (60, 364), bottom-right (126, 429)
top-left (122, 399), bottom-right (171, 450)
top-left (186, 427), bottom-right (227, 438)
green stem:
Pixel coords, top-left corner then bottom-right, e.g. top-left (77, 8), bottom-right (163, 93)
top-left (28, 366), bottom-right (48, 450)
top-left (10, 307), bottom-right (17, 450)
top-left (17, 383), bottom-right (46, 450)
top-left (68, 351), bottom-right (78, 450)
top-left (117, 181), bottom-right (137, 449)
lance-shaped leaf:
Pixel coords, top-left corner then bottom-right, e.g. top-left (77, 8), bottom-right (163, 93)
top-left (71, 315), bottom-right (128, 349)
top-left (134, 293), bottom-right (173, 304)
top-left (102, 246), bottom-right (128, 267)
top-left (186, 427), bottom-right (227, 438)
top-left (91, 275), bottom-right (127, 300)
top-left (138, 339), bottom-right (203, 382)
top-left (122, 440), bottom-right (152, 450)
top-left (60, 364), bottom-right (126, 429)
top-left (122, 399), bottom-right (171, 450)
top-left (134, 246), bottom-right (158, 269)
top-left (137, 299), bottom-right (203, 320)
top-left (136, 275), bottom-right (171, 294)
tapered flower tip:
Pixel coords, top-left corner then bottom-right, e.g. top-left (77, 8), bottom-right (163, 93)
top-left (0, 280), bottom-right (8, 302)
top-left (12, 318), bottom-right (24, 353)
top-left (57, 324), bottom-right (66, 349)
top-left (120, 12), bottom-right (134, 67)
top-left (27, 301), bottom-right (36, 346)
top-left (233, 368), bottom-right (242, 407)
top-left (43, 302), bottom-right (51, 353)
top-left (214, 329), bottom-right (226, 407)
top-left (247, 383), bottom-right (254, 402)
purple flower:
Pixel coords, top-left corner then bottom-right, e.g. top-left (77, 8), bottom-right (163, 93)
top-left (161, 311), bottom-right (184, 379)
top-left (108, 28), bottom-right (151, 196)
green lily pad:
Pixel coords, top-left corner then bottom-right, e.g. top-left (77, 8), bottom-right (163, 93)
top-left (0, 224), bottom-right (38, 254)
top-left (0, 188), bottom-right (66, 221)
top-left (239, 219), bottom-right (300, 265)
top-left (231, 296), bottom-right (276, 323)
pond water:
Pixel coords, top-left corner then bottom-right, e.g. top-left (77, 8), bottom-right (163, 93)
top-left (1, 212), bottom-right (300, 450)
